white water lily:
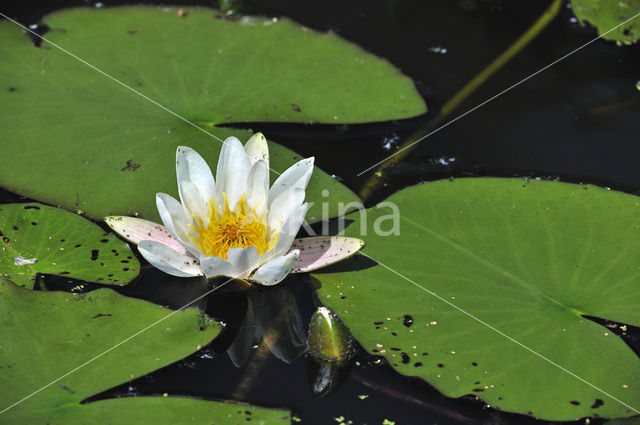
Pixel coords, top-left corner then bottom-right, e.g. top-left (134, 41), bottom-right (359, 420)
top-left (138, 133), bottom-right (313, 286)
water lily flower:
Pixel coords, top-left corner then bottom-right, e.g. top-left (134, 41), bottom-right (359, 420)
top-left (106, 133), bottom-right (364, 286)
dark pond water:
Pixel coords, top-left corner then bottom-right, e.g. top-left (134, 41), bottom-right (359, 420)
top-left (2, 0), bottom-right (640, 424)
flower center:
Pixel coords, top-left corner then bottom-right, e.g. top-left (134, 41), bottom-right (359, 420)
top-left (187, 194), bottom-right (276, 260)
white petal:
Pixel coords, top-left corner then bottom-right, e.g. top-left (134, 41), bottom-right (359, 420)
top-left (156, 193), bottom-right (200, 256)
top-left (268, 188), bottom-right (305, 232)
top-left (200, 246), bottom-right (260, 279)
top-left (178, 180), bottom-right (209, 226)
top-left (176, 146), bottom-right (216, 201)
top-left (268, 157), bottom-right (314, 210)
top-left (244, 132), bottom-right (269, 170)
top-left (216, 137), bottom-right (251, 209)
top-left (245, 160), bottom-right (269, 215)
top-left (290, 236), bottom-right (365, 273)
top-left (251, 250), bottom-right (299, 286)
top-left (104, 216), bottom-right (187, 255)
top-left (199, 255), bottom-right (236, 279)
top-left (272, 203), bottom-right (309, 257)
top-left (156, 193), bottom-right (187, 235)
top-left (226, 246), bottom-right (261, 278)
top-left (138, 240), bottom-right (203, 277)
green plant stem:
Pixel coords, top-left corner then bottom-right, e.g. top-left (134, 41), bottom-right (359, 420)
top-left (359, 0), bottom-right (563, 202)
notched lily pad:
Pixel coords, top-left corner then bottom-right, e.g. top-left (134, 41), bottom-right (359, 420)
top-left (313, 178), bottom-right (640, 420)
top-left (0, 278), bottom-right (290, 424)
top-left (0, 203), bottom-right (140, 289)
top-left (571, 0), bottom-right (640, 44)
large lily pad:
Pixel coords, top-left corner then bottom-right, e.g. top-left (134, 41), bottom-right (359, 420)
top-left (0, 203), bottom-right (139, 289)
top-left (0, 278), bottom-right (290, 424)
top-left (571, 0), bottom-right (640, 44)
top-left (0, 6), bottom-right (426, 222)
top-left (312, 178), bottom-right (640, 420)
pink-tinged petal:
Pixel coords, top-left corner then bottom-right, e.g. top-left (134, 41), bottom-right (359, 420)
top-left (290, 236), bottom-right (365, 273)
top-left (251, 250), bottom-right (299, 286)
top-left (104, 216), bottom-right (188, 255)
top-left (138, 240), bottom-right (203, 277)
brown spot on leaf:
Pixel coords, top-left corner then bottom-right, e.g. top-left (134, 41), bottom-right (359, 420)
top-left (121, 159), bottom-right (140, 172)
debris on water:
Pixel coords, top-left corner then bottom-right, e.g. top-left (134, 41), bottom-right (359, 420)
top-left (95, 2), bottom-right (104, 8)
top-left (427, 46), bottom-right (448, 54)
top-left (330, 174), bottom-right (344, 181)
top-left (430, 156), bottom-right (456, 166)
top-left (381, 133), bottom-right (400, 151)
top-left (28, 24), bottom-right (38, 30)
top-left (14, 256), bottom-right (37, 266)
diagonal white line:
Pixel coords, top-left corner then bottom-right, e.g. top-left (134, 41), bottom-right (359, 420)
top-left (359, 252), bottom-right (640, 414)
top-left (356, 10), bottom-right (640, 176)
top-left (0, 11), bottom-right (284, 177)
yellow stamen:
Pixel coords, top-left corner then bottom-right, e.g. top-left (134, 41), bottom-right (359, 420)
top-left (187, 194), bottom-right (277, 260)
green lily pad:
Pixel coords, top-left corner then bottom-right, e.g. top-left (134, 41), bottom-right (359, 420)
top-left (0, 6), bottom-right (426, 222)
top-left (0, 203), bottom-right (140, 289)
top-left (312, 178), bottom-right (640, 420)
top-left (571, 0), bottom-right (640, 44)
top-left (0, 278), bottom-right (290, 424)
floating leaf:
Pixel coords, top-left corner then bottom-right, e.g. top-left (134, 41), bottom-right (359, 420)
top-left (571, 0), bottom-right (640, 44)
top-left (0, 6), bottom-right (426, 222)
top-left (0, 203), bottom-right (140, 289)
top-left (312, 178), bottom-right (640, 420)
top-left (0, 278), bottom-right (290, 424)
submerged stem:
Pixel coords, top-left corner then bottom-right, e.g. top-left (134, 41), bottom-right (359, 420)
top-left (359, 0), bottom-right (563, 201)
